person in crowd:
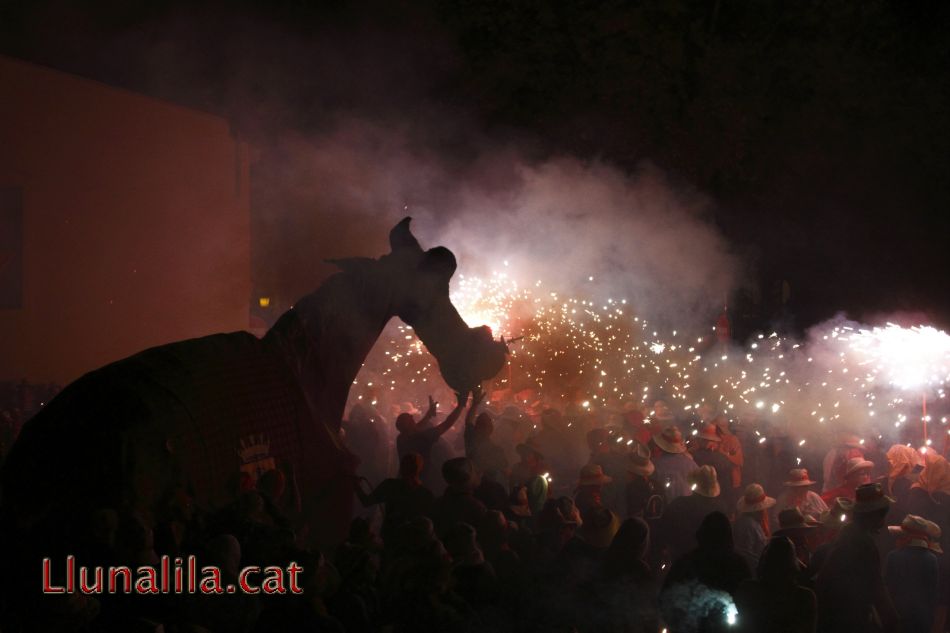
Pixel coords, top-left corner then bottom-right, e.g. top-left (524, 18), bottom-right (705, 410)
top-left (821, 432), bottom-right (865, 493)
top-left (432, 456), bottom-right (487, 538)
top-left (585, 517), bottom-right (660, 633)
top-left (463, 388), bottom-right (509, 478)
top-left (815, 482), bottom-right (899, 633)
top-left (598, 427), bottom-right (635, 514)
top-left (510, 438), bottom-right (549, 515)
top-left (579, 505), bottom-right (621, 550)
top-left (652, 426), bottom-right (699, 500)
top-left (442, 521), bottom-right (497, 610)
top-left (734, 536), bottom-right (817, 633)
top-left (476, 510), bottom-right (522, 590)
top-left (505, 484), bottom-right (533, 530)
top-left (356, 452), bottom-right (435, 546)
top-left (395, 393), bottom-right (468, 490)
top-left (905, 451), bottom-right (950, 532)
top-left (820, 456), bottom-right (874, 504)
top-left (885, 514), bottom-right (942, 633)
top-left (657, 465), bottom-right (724, 562)
top-left (661, 511), bottom-right (752, 633)
top-left (692, 424), bottom-right (733, 500)
top-left (574, 463), bottom-right (612, 517)
top-left (733, 483), bottom-right (776, 571)
top-left (773, 507), bottom-right (819, 567)
top-left (773, 468), bottom-right (828, 525)
top-left (535, 497), bottom-right (581, 557)
top-left (625, 449), bottom-right (660, 519)
top-left (886, 443), bottom-right (924, 517)
top-left (806, 497), bottom-right (853, 582)
top-left (473, 468), bottom-right (509, 513)
top-left (714, 415), bottom-right (744, 511)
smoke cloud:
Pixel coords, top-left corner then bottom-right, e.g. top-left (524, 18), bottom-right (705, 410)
top-left (254, 117), bottom-right (741, 331)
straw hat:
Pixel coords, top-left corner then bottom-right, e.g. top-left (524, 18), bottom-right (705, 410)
top-left (698, 424), bottom-right (722, 442)
top-left (783, 468), bottom-right (818, 487)
top-left (627, 452), bottom-right (655, 477)
top-left (737, 483), bottom-right (776, 513)
top-left (844, 457), bottom-right (875, 478)
top-left (688, 465), bottom-right (721, 498)
top-left (925, 519), bottom-right (944, 554)
top-left (654, 426), bottom-right (687, 454)
top-left (578, 463), bottom-right (613, 487)
top-left (852, 482), bottom-right (894, 514)
top-left (889, 514), bottom-right (943, 553)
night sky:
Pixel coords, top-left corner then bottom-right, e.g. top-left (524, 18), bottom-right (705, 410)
top-left (3, 0), bottom-right (949, 338)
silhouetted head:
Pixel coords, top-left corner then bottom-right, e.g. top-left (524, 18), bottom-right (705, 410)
top-left (474, 412), bottom-right (494, 437)
top-left (696, 511), bottom-right (734, 551)
top-left (757, 536), bottom-right (799, 585)
top-left (380, 218), bottom-right (509, 392)
top-left (395, 412), bottom-right (416, 434)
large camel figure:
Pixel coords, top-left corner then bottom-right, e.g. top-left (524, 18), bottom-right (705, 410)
top-left (0, 218), bottom-right (507, 614)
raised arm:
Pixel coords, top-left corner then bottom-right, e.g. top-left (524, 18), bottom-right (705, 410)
top-left (465, 387), bottom-right (487, 427)
top-left (435, 391), bottom-right (470, 436)
top-left (418, 395), bottom-right (438, 427)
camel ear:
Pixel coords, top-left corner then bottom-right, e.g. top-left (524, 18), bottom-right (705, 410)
top-left (390, 216), bottom-right (423, 254)
top-left (418, 246), bottom-right (457, 282)
top-left (326, 257), bottom-right (375, 275)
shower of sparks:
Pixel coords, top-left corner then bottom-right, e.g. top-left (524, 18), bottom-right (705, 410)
top-left (843, 324), bottom-right (950, 390)
top-left (348, 270), bottom-right (950, 451)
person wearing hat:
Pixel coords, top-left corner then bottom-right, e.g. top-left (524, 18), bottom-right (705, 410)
top-left (624, 449), bottom-right (660, 519)
top-left (692, 423), bottom-right (736, 511)
top-left (773, 507), bottom-right (820, 567)
top-left (656, 466), bottom-right (725, 562)
top-left (395, 393), bottom-right (469, 491)
top-left (772, 468), bottom-right (828, 527)
top-left (885, 515), bottom-right (942, 633)
top-left (815, 482), bottom-right (899, 633)
top-left (806, 496), bottom-right (854, 582)
top-left (734, 483), bottom-right (776, 571)
top-left (710, 414), bottom-right (744, 496)
top-left (574, 463), bottom-right (613, 517)
top-left (820, 456), bottom-right (874, 505)
top-left (652, 426), bottom-right (700, 501)
top-left (821, 431), bottom-right (865, 493)
top-left (585, 427), bottom-right (631, 514)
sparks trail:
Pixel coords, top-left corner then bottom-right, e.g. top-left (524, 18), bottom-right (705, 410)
top-left (350, 271), bottom-right (949, 449)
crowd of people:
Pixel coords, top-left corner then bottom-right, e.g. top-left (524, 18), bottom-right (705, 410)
top-left (2, 379), bottom-right (949, 633)
top-left (336, 390), bottom-right (950, 633)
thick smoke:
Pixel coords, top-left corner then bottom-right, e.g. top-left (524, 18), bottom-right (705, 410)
top-left (255, 117), bottom-right (740, 330)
